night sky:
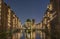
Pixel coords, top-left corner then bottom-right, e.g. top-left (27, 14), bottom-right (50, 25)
top-left (4, 0), bottom-right (49, 24)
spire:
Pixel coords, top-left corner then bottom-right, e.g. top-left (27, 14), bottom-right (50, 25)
top-left (26, 19), bottom-right (31, 22)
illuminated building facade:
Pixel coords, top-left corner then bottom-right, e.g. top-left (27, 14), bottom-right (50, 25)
top-left (41, 0), bottom-right (60, 39)
top-left (36, 22), bottom-right (43, 39)
top-left (24, 19), bottom-right (36, 39)
top-left (0, 0), bottom-right (22, 39)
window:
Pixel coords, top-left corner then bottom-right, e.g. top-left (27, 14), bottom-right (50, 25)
top-left (47, 12), bottom-right (50, 17)
top-left (44, 18), bottom-right (47, 24)
top-left (49, 4), bottom-right (53, 10)
top-left (8, 23), bottom-right (11, 27)
top-left (0, 1), bottom-right (1, 4)
top-left (47, 4), bottom-right (53, 11)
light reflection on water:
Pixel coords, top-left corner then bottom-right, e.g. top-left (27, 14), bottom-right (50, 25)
top-left (20, 33), bottom-right (41, 39)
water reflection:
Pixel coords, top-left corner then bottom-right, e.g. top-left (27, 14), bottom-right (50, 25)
top-left (20, 32), bottom-right (41, 39)
top-left (36, 33), bottom-right (41, 39)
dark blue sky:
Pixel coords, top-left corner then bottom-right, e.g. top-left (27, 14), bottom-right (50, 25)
top-left (4, 0), bottom-right (49, 24)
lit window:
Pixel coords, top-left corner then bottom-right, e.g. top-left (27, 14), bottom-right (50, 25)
top-left (8, 20), bottom-right (10, 23)
top-left (47, 4), bottom-right (53, 11)
top-left (47, 12), bottom-right (50, 17)
top-left (50, 14), bottom-right (53, 19)
top-left (0, 1), bottom-right (1, 4)
top-left (44, 19), bottom-right (47, 24)
top-left (8, 23), bottom-right (10, 27)
top-left (49, 4), bottom-right (53, 10)
top-left (13, 15), bottom-right (15, 17)
top-left (8, 17), bottom-right (10, 20)
top-left (8, 9), bottom-right (11, 17)
top-left (47, 24), bottom-right (50, 29)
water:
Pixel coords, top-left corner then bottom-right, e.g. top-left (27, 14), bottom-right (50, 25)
top-left (36, 33), bottom-right (41, 39)
top-left (20, 33), bottom-right (41, 39)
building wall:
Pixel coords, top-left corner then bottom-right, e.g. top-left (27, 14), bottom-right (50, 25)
top-left (41, 0), bottom-right (60, 39)
top-left (24, 19), bottom-right (36, 39)
top-left (0, 0), bottom-right (22, 39)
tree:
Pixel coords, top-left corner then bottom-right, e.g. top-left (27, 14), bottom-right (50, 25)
top-left (26, 19), bottom-right (31, 22)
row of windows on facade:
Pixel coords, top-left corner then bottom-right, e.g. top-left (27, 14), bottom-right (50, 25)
top-left (0, 10), bottom-right (20, 28)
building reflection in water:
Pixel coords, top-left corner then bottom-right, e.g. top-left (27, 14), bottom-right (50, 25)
top-left (20, 32), bottom-right (41, 39)
top-left (20, 19), bottom-right (41, 39)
